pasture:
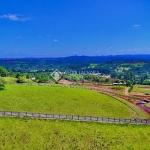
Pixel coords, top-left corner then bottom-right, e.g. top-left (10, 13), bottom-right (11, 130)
top-left (0, 84), bottom-right (137, 118)
top-left (0, 117), bottom-right (150, 150)
top-left (132, 85), bottom-right (150, 94)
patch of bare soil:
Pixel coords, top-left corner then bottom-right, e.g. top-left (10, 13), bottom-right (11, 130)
top-left (58, 79), bottom-right (74, 85)
top-left (131, 94), bottom-right (150, 100)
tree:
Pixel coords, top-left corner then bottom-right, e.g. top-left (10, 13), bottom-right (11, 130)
top-left (38, 77), bottom-right (48, 83)
top-left (0, 66), bottom-right (8, 77)
top-left (105, 78), bottom-right (111, 84)
top-left (16, 73), bottom-right (21, 78)
top-left (17, 76), bottom-right (26, 83)
top-left (125, 71), bottom-right (135, 85)
top-left (126, 80), bottom-right (132, 86)
top-left (0, 77), bottom-right (5, 90)
top-left (111, 72), bottom-right (118, 79)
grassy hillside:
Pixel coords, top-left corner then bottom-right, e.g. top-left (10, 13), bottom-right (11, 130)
top-left (0, 84), bottom-right (136, 118)
top-left (0, 117), bottom-right (149, 150)
top-left (114, 96), bottom-right (149, 119)
top-left (2, 77), bottom-right (34, 84)
top-left (2, 77), bottom-right (17, 84)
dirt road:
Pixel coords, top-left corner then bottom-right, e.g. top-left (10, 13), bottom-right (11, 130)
top-left (124, 87), bottom-right (130, 95)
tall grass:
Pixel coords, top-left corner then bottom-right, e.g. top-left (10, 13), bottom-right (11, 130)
top-left (0, 117), bottom-right (149, 150)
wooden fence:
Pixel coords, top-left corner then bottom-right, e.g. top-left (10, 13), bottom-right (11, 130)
top-left (0, 111), bottom-right (149, 125)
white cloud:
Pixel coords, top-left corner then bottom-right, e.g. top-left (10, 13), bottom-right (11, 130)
top-left (133, 24), bottom-right (141, 27)
top-left (54, 39), bottom-right (58, 42)
top-left (0, 14), bottom-right (30, 21)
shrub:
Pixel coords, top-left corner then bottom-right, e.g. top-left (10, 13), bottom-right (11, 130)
top-left (128, 85), bottom-right (133, 93)
top-left (145, 92), bottom-right (150, 95)
top-left (0, 77), bottom-right (5, 90)
top-left (17, 77), bottom-right (26, 83)
top-left (0, 84), bottom-right (4, 90)
top-left (112, 86), bottom-right (125, 90)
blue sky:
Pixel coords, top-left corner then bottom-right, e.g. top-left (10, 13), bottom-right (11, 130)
top-left (0, 0), bottom-right (150, 58)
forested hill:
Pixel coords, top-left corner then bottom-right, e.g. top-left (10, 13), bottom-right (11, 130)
top-left (61, 54), bottom-right (150, 62)
top-left (0, 54), bottom-right (150, 75)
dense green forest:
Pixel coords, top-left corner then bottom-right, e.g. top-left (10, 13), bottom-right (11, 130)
top-left (0, 55), bottom-right (150, 85)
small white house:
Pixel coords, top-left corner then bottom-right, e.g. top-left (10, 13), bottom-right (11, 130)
top-left (31, 78), bottom-right (36, 80)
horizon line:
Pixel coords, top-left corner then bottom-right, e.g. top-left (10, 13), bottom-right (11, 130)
top-left (0, 54), bottom-right (150, 59)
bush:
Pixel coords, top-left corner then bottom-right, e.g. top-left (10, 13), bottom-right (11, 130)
top-left (0, 84), bottom-right (4, 90)
top-left (112, 86), bottom-right (125, 90)
top-left (0, 66), bottom-right (8, 77)
top-left (128, 85), bottom-right (133, 93)
top-left (38, 77), bottom-right (48, 83)
top-left (17, 77), bottom-right (26, 83)
top-left (145, 92), bottom-right (150, 95)
top-left (0, 77), bottom-right (5, 90)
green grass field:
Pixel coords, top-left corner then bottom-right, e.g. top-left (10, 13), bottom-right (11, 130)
top-left (112, 96), bottom-right (149, 119)
top-left (123, 67), bottom-right (130, 71)
top-left (0, 117), bottom-right (149, 150)
top-left (145, 103), bottom-right (150, 108)
top-left (132, 85), bottom-right (150, 94)
top-left (0, 84), bottom-right (138, 118)
top-left (88, 63), bottom-right (99, 68)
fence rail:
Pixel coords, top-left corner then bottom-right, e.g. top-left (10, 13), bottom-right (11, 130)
top-left (0, 111), bottom-right (149, 124)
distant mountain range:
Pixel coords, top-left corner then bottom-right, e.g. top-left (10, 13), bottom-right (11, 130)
top-left (1, 54), bottom-right (150, 62)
